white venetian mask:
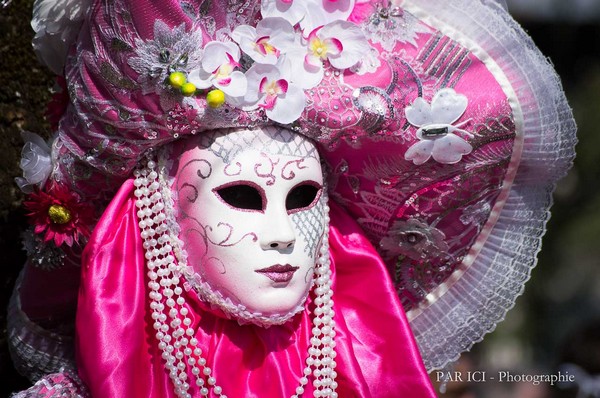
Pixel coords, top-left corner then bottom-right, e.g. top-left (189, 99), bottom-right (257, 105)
top-left (169, 126), bottom-right (327, 325)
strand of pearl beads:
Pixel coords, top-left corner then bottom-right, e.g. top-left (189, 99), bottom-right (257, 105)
top-left (134, 158), bottom-right (337, 398)
top-left (134, 159), bottom-right (226, 398)
top-left (295, 201), bottom-right (339, 398)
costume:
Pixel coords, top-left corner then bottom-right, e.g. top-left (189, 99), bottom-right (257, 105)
top-left (9, 0), bottom-right (576, 397)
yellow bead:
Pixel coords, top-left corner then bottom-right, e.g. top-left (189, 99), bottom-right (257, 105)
top-left (206, 89), bottom-right (225, 108)
top-left (48, 205), bottom-right (72, 224)
top-left (168, 72), bottom-right (187, 89)
top-left (181, 82), bottom-right (197, 97)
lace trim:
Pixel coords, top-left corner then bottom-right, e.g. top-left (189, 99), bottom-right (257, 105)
top-left (402, 0), bottom-right (577, 371)
top-left (11, 368), bottom-right (89, 398)
top-left (7, 271), bottom-right (76, 383)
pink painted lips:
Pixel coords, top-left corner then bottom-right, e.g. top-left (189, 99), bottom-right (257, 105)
top-left (255, 264), bottom-right (299, 283)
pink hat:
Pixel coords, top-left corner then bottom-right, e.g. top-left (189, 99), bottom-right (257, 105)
top-left (22, 0), bottom-right (576, 376)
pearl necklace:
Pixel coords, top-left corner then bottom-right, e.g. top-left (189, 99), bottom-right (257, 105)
top-left (133, 156), bottom-right (338, 398)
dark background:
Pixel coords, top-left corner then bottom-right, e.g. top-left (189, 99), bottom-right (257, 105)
top-left (1, 1), bottom-right (599, 397)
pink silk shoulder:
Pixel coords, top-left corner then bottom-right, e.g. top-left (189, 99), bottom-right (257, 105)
top-left (76, 179), bottom-right (437, 397)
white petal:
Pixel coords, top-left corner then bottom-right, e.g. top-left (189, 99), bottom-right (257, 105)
top-left (405, 97), bottom-right (433, 127)
top-left (323, 21), bottom-right (370, 70)
top-left (320, 0), bottom-right (355, 21)
top-left (279, 51), bottom-right (323, 89)
top-left (299, 0), bottom-right (355, 32)
top-left (267, 84), bottom-right (306, 124)
top-left (257, 18), bottom-right (296, 50)
top-left (405, 140), bottom-right (435, 165)
top-left (21, 131), bottom-right (51, 153)
top-left (188, 69), bottom-right (214, 89)
top-left (217, 71), bottom-right (248, 97)
top-left (431, 134), bottom-right (473, 164)
top-left (238, 37), bottom-right (277, 64)
top-left (430, 88), bottom-right (468, 124)
top-left (298, 5), bottom-right (328, 34)
top-left (231, 25), bottom-right (256, 45)
top-left (15, 177), bottom-right (35, 194)
top-left (18, 131), bottom-right (52, 189)
top-left (241, 63), bottom-right (281, 108)
top-left (261, 0), bottom-right (305, 26)
top-left (202, 41), bottom-right (240, 72)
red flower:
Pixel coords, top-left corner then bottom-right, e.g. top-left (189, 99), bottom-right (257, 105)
top-left (24, 182), bottom-right (94, 247)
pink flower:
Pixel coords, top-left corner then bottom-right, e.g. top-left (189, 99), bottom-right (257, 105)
top-left (24, 182), bottom-right (94, 247)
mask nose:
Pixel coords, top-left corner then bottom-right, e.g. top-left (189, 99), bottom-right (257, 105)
top-left (267, 239), bottom-right (295, 249)
top-left (260, 206), bottom-right (296, 251)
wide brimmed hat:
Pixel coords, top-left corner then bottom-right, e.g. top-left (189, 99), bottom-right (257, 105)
top-left (26, 0), bottom-right (576, 371)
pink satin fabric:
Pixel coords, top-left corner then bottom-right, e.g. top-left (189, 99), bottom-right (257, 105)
top-left (76, 179), bottom-right (436, 397)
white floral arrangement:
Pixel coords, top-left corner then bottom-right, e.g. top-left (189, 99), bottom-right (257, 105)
top-left (129, 0), bottom-right (372, 124)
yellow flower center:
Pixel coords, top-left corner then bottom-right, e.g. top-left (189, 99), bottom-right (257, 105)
top-left (48, 205), bottom-right (72, 224)
top-left (310, 38), bottom-right (329, 59)
top-left (263, 80), bottom-right (281, 96)
top-left (255, 37), bottom-right (279, 56)
top-left (216, 63), bottom-right (234, 80)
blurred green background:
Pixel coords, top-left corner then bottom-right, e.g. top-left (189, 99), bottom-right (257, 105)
top-left (1, 0), bottom-right (598, 397)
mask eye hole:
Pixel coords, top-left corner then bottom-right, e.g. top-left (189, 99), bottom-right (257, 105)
top-left (286, 183), bottom-right (321, 213)
top-left (215, 183), bottom-right (264, 211)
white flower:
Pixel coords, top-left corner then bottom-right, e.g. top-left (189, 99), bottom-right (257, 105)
top-left (306, 20), bottom-right (368, 69)
top-left (31, 0), bottom-right (93, 75)
top-left (261, 0), bottom-right (356, 34)
top-left (232, 18), bottom-right (297, 65)
top-left (282, 20), bottom-right (370, 88)
top-left (240, 63), bottom-right (305, 124)
top-left (404, 88), bottom-right (474, 165)
top-left (188, 41), bottom-right (248, 97)
top-left (15, 132), bottom-right (53, 193)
